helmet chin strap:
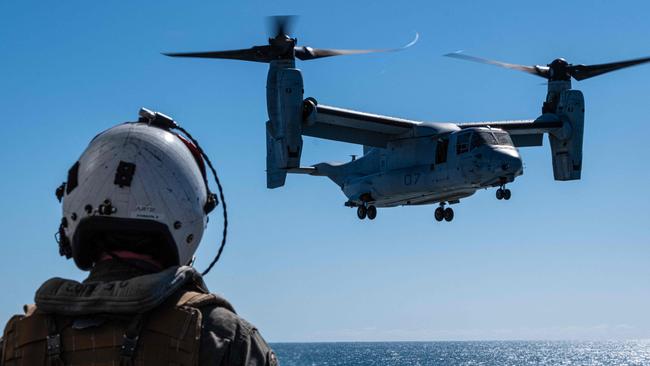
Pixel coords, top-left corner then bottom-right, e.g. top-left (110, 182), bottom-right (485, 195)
top-left (138, 108), bottom-right (228, 276)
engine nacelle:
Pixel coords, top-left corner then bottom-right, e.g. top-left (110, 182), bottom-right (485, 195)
top-left (549, 89), bottom-right (584, 181)
top-left (265, 62), bottom-right (304, 188)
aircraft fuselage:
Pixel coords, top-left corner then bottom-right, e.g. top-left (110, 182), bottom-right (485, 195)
top-left (317, 127), bottom-right (523, 209)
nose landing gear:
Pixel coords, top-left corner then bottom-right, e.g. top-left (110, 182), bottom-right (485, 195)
top-left (357, 204), bottom-right (377, 220)
top-left (434, 203), bottom-right (454, 222)
top-left (496, 186), bottom-right (512, 200)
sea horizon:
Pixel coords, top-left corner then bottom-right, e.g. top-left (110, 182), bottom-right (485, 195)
top-left (271, 338), bottom-right (650, 343)
top-left (270, 340), bottom-right (650, 365)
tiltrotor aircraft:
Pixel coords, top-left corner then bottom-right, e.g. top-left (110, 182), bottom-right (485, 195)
top-left (165, 17), bottom-right (650, 222)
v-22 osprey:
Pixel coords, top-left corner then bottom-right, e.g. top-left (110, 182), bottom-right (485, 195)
top-left (165, 17), bottom-right (650, 222)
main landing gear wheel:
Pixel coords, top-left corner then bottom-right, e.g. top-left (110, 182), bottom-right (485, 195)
top-left (496, 187), bottom-right (512, 201)
top-left (443, 207), bottom-right (454, 222)
top-left (357, 205), bottom-right (367, 220)
top-left (366, 205), bottom-right (377, 220)
top-left (434, 207), bottom-right (444, 222)
top-left (435, 204), bottom-right (454, 222)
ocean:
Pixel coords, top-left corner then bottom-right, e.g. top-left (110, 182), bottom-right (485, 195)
top-left (271, 341), bottom-right (650, 365)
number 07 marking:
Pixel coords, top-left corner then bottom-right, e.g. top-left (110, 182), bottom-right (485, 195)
top-left (404, 173), bottom-right (420, 186)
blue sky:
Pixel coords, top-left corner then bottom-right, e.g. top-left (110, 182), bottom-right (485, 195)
top-left (1, 0), bottom-right (649, 341)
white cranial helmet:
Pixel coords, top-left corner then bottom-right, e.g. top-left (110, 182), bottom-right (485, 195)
top-left (56, 109), bottom-right (218, 270)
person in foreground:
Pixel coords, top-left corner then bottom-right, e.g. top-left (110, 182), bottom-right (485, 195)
top-left (1, 109), bottom-right (278, 366)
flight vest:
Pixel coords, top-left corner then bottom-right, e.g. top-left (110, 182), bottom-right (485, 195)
top-left (1, 290), bottom-right (227, 366)
top-left (1, 266), bottom-right (235, 366)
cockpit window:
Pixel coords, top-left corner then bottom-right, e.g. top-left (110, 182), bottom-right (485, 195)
top-left (471, 132), bottom-right (497, 150)
top-left (469, 131), bottom-right (514, 150)
top-left (494, 132), bottom-right (513, 146)
top-left (456, 132), bottom-right (470, 154)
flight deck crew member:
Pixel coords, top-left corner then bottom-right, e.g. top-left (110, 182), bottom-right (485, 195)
top-left (0, 110), bottom-right (278, 366)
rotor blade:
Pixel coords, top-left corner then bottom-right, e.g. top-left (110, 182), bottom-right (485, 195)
top-left (163, 46), bottom-right (273, 63)
top-left (444, 51), bottom-right (550, 79)
top-left (569, 56), bottom-right (650, 81)
top-left (294, 32), bottom-right (419, 61)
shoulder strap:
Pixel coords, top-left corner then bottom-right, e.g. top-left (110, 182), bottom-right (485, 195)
top-left (177, 291), bottom-right (236, 313)
top-left (119, 313), bottom-right (147, 366)
top-left (45, 315), bottom-right (64, 366)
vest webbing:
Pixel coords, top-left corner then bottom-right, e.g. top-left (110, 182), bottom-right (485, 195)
top-left (1, 291), bottom-right (221, 366)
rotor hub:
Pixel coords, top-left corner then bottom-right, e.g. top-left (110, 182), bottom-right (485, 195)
top-left (268, 35), bottom-right (297, 60)
top-left (548, 58), bottom-right (571, 81)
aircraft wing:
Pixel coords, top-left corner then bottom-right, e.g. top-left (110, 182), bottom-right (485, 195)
top-left (457, 115), bottom-right (564, 147)
top-left (301, 99), bottom-right (564, 148)
top-left (302, 100), bottom-right (424, 147)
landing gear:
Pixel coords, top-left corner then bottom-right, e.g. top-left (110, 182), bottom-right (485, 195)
top-left (357, 205), bottom-right (367, 220)
top-left (444, 207), bottom-right (454, 222)
top-left (434, 207), bottom-right (444, 222)
top-left (357, 204), bottom-right (377, 220)
top-left (366, 205), bottom-right (377, 220)
top-left (435, 203), bottom-right (454, 222)
top-left (496, 186), bottom-right (512, 200)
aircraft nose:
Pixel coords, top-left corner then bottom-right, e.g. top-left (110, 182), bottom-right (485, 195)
top-left (494, 150), bottom-right (523, 176)
top-left (501, 154), bottom-right (523, 176)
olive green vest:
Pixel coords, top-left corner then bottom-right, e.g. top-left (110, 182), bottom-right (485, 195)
top-left (1, 290), bottom-right (224, 366)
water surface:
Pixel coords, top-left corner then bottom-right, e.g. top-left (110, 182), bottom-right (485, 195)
top-left (272, 341), bottom-right (650, 366)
